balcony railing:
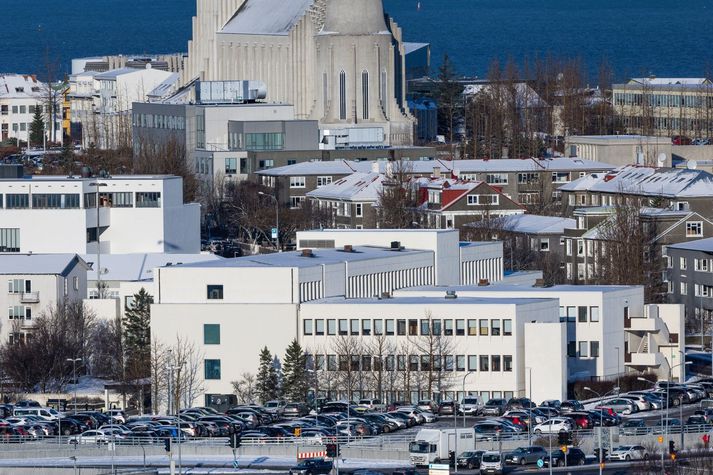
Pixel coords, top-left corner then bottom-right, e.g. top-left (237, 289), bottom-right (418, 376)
top-left (20, 291), bottom-right (39, 303)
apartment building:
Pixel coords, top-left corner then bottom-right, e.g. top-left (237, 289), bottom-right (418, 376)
top-left (0, 254), bottom-right (88, 343)
top-left (0, 167), bottom-right (200, 255)
top-left (0, 74), bottom-right (63, 145)
top-left (564, 135), bottom-right (672, 168)
top-left (612, 77), bottom-right (713, 138)
top-left (665, 237), bottom-right (713, 330)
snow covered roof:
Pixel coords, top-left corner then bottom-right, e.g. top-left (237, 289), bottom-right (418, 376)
top-left (306, 172), bottom-right (383, 201)
top-left (147, 73), bottom-right (180, 100)
top-left (0, 74), bottom-right (44, 99)
top-left (496, 214), bottom-right (576, 235)
top-left (0, 254), bottom-right (87, 276)
top-left (560, 165), bottom-right (713, 198)
top-left (82, 253), bottom-right (224, 282)
top-left (668, 237), bottom-right (713, 253)
top-left (404, 42), bottom-right (429, 55)
top-left (220, 0), bottom-right (313, 36)
top-left (95, 67), bottom-right (145, 80)
top-left (628, 78), bottom-right (711, 86)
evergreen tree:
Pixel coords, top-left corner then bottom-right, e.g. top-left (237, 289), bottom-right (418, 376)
top-left (281, 339), bottom-right (308, 401)
top-left (436, 53), bottom-right (462, 146)
top-left (122, 288), bottom-right (153, 376)
top-left (29, 106), bottom-right (45, 147)
top-left (255, 346), bottom-right (279, 403)
top-left (60, 139), bottom-right (75, 175)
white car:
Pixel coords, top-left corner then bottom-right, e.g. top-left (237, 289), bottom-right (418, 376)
top-left (533, 417), bottom-right (574, 434)
top-left (608, 445), bottom-right (648, 461)
top-left (418, 410), bottom-right (438, 423)
top-left (69, 430), bottom-right (125, 445)
top-left (620, 394), bottom-right (652, 411)
top-left (459, 396), bottom-right (484, 416)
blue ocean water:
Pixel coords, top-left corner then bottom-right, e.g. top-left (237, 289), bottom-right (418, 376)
top-left (1, 0), bottom-right (712, 81)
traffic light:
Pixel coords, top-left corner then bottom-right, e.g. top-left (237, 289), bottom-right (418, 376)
top-left (558, 432), bottom-right (567, 445)
top-left (163, 438), bottom-right (171, 452)
top-left (669, 441), bottom-right (676, 455)
top-left (230, 432), bottom-right (242, 449)
top-left (326, 443), bottom-right (337, 458)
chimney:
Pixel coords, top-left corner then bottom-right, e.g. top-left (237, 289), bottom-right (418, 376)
top-left (81, 166), bottom-right (93, 178)
top-left (533, 278), bottom-right (545, 287)
top-left (343, 244), bottom-right (353, 252)
top-left (301, 249), bottom-right (314, 257)
top-left (390, 241), bottom-right (401, 250)
top-left (433, 166), bottom-right (441, 178)
top-left (445, 290), bottom-right (457, 299)
top-left (478, 279), bottom-right (489, 286)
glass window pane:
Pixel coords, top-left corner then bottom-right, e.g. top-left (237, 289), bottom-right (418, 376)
top-left (203, 324), bottom-right (220, 344)
top-left (590, 306), bottom-right (600, 322)
top-left (503, 319), bottom-right (512, 336)
top-left (303, 320), bottom-right (313, 336)
top-left (204, 359), bottom-right (221, 379)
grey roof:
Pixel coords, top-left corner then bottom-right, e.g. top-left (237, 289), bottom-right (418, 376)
top-left (560, 165), bottom-right (713, 198)
top-left (305, 295), bottom-right (552, 306)
top-left (467, 214), bottom-right (576, 235)
top-left (82, 253), bottom-right (224, 282)
top-left (95, 67), bottom-right (145, 80)
top-left (220, 0), bottom-right (313, 36)
top-left (175, 246), bottom-right (431, 270)
top-left (0, 254), bottom-right (87, 276)
top-left (395, 283), bottom-right (638, 295)
top-left (667, 237), bottom-right (713, 253)
top-left (306, 172), bottom-right (383, 202)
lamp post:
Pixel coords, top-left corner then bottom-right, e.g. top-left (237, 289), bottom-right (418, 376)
top-left (168, 355), bottom-right (184, 475)
top-left (66, 358), bottom-right (81, 414)
top-left (525, 367), bottom-right (532, 447)
top-left (671, 356), bottom-right (691, 451)
top-left (258, 191), bottom-right (280, 252)
top-left (89, 181), bottom-right (108, 297)
top-left (638, 376), bottom-right (665, 470)
top-left (614, 346), bottom-right (620, 393)
top-left (582, 386), bottom-right (618, 475)
top-left (462, 371), bottom-right (475, 428)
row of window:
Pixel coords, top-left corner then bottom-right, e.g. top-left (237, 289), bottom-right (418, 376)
top-left (1, 104), bottom-right (47, 115)
top-left (302, 318), bottom-right (513, 337)
top-left (0, 192), bottom-right (160, 209)
top-left (558, 305), bottom-right (600, 323)
top-left (8, 279), bottom-right (31, 294)
top-left (569, 341), bottom-right (600, 358)
top-left (132, 113), bottom-right (186, 131)
top-left (308, 353), bottom-right (514, 373)
top-left (466, 194), bottom-right (499, 206)
top-left (8, 306), bottom-right (31, 320)
top-left (0, 228), bottom-right (20, 252)
top-left (613, 92), bottom-right (713, 108)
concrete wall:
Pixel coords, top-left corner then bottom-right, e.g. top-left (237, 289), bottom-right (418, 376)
top-left (524, 322), bottom-right (567, 402)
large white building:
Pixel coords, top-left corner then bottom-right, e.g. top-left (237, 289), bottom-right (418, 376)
top-left (0, 169), bottom-right (200, 255)
top-left (0, 253), bottom-right (88, 343)
top-left (0, 74), bottom-right (62, 145)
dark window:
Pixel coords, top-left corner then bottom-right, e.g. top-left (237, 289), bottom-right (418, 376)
top-left (397, 319), bottom-right (406, 335)
top-left (207, 285), bottom-right (223, 300)
top-left (491, 320), bottom-right (501, 336)
top-left (203, 324), bottom-right (220, 344)
top-left (408, 319), bottom-right (418, 336)
top-left (136, 192), bottom-right (161, 208)
top-left (591, 341), bottom-right (600, 357)
top-left (420, 319), bottom-right (430, 335)
top-left (503, 355), bottom-right (513, 371)
top-left (339, 71), bottom-right (347, 120)
top-left (432, 319), bottom-right (441, 336)
top-left (567, 341), bottom-right (576, 357)
top-left (578, 306), bottom-right (588, 323)
top-left (204, 359), bottom-right (221, 379)
top-left (479, 355), bottom-right (489, 371)
top-left (491, 355), bottom-right (501, 371)
top-left (6, 194), bottom-right (28, 209)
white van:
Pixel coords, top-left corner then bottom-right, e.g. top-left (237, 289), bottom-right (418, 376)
top-left (480, 451), bottom-right (504, 475)
top-left (459, 395), bottom-right (484, 416)
top-left (13, 407), bottom-right (61, 421)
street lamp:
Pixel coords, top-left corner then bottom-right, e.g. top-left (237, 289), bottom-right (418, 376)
top-left (670, 359), bottom-right (692, 451)
top-left (614, 346), bottom-right (620, 393)
top-left (583, 386), bottom-right (619, 475)
top-left (637, 376), bottom-right (665, 470)
top-left (89, 181), bottom-right (108, 298)
top-left (461, 371), bottom-right (476, 428)
top-left (66, 358), bottom-right (82, 414)
top-left (525, 367), bottom-right (532, 447)
top-left (258, 191), bottom-right (280, 252)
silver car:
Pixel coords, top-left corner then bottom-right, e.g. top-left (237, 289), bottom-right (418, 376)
top-left (601, 397), bottom-right (638, 415)
top-left (608, 445), bottom-right (648, 461)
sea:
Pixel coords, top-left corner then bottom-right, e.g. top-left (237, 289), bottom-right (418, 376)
top-left (1, 0), bottom-right (713, 82)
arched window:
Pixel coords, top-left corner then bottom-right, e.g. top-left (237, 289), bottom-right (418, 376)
top-left (362, 70), bottom-right (369, 120)
top-left (380, 69), bottom-right (388, 116)
top-left (339, 71), bottom-right (347, 120)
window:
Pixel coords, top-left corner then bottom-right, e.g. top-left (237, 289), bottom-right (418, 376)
top-left (456, 319), bottom-right (465, 336)
top-left (245, 133), bottom-right (284, 151)
top-left (467, 195), bottom-right (479, 205)
top-left (290, 176), bottom-right (306, 188)
top-left (539, 239), bottom-right (550, 252)
top-left (225, 158), bottom-right (237, 174)
top-left (485, 173), bottom-right (508, 184)
top-left (361, 70), bottom-right (369, 120)
top-left (258, 159), bottom-right (274, 169)
top-left (315, 355), bottom-right (325, 370)
top-left (373, 319), bottom-right (382, 335)
top-left (467, 319), bottom-right (477, 336)
top-left (204, 359), bottom-right (221, 379)
top-left (136, 192), bottom-right (161, 208)
top-left (317, 176), bottom-right (333, 187)
top-left (479, 355), bottom-right (489, 371)
top-left (350, 319), bottom-right (359, 335)
top-left (590, 306), bottom-right (600, 322)
top-left (680, 257), bottom-right (687, 270)
top-left (503, 355), bottom-right (512, 372)
top-left (680, 282), bottom-right (687, 295)
top-left (6, 194), bottom-right (28, 209)
top-left (290, 196), bottom-right (306, 209)
top-left (468, 355), bottom-right (478, 371)
top-left (327, 319), bottom-right (336, 335)
top-left (591, 341), bottom-right (600, 357)
top-left (315, 319), bottom-right (325, 335)
top-left (567, 341), bottom-right (576, 357)
top-left (207, 285), bottom-right (223, 300)
top-left (203, 324), bottom-right (220, 344)
top-left (566, 306), bottom-right (576, 322)
top-left (695, 258), bottom-right (711, 272)
top-left (8, 279), bottom-right (27, 294)
top-left (303, 320), bottom-right (313, 336)
top-left (386, 319), bottom-right (395, 335)
top-left (444, 355), bottom-right (454, 371)
top-left (686, 221), bottom-right (703, 237)
top-left (479, 319), bottom-right (489, 336)
top-left (578, 306), bottom-right (588, 323)
top-left (31, 194), bottom-right (80, 209)
top-left (339, 70), bottom-right (347, 120)
top-left (407, 319), bottom-right (419, 335)
top-left (420, 319), bottom-right (430, 335)
top-left (432, 319), bottom-right (441, 336)
top-left (397, 319), bottom-right (406, 335)
top-left (552, 172), bottom-right (570, 183)
top-left (355, 203), bottom-right (363, 217)
top-left (503, 319), bottom-right (512, 336)
top-left (491, 319), bottom-right (501, 336)
top-left (444, 319), bottom-right (453, 336)
top-left (456, 355), bottom-right (465, 372)
top-left (578, 342), bottom-right (588, 357)
top-left (517, 172), bottom-right (539, 184)
top-left (339, 319), bottom-right (348, 335)
top-left (327, 355), bottom-right (337, 371)
top-left (491, 355), bottom-right (501, 371)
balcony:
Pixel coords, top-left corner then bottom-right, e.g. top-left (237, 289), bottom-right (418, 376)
top-left (625, 352), bottom-right (664, 369)
top-left (20, 292), bottom-right (39, 303)
top-left (625, 318), bottom-right (658, 332)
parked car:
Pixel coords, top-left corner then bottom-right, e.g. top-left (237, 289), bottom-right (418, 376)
top-left (620, 395), bottom-right (652, 411)
top-left (474, 423), bottom-right (520, 441)
top-left (540, 400), bottom-right (561, 409)
top-left (559, 400), bottom-right (584, 413)
top-left (533, 417), bottom-right (574, 434)
top-left (601, 398), bottom-right (638, 415)
top-left (672, 135), bottom-right (692, 145)
top-left (504, 446), bottom-right (547, 466)
top-left (608, 445), bottom-right (648, 461)
top-left (506, 398), bottom-right (535, 411)
top-left (482, 398), bottom-right (507, 416)
top-left (457, 450), bottom-right (485, 470)
top-left (105, 410), bottom-right (126, 424)
top-left (68, 430), bottom-right (119, 445)
top-left (543, 447), bottom-right (587, 467)
top-left (416, 400), bottom-right (437, 413)
top-left (438, 401), bottom-right (458, 416)
top-left (283, 403), bottom-right (309, 419)
top-left (652, 418), bottom-right (682, 434)
top-left (480, 451), bottom-right (504, 475)
top-left (565, 412), bottom-right (593, 429)
top-left (264, 400), bottom-right (288, 416)
top-left (359, 399), bottom-right (386, 412)
top-left (620, 419), bottom-right (647, 436)
top-left (288, 458), bottom-right (334, 475)
top-left (459, 396), bottom-right (484, 416)
top-left (686, 415), bottom-right (713, 430)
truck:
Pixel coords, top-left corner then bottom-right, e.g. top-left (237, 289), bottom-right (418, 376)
top-left (409, 428), bottom-right (477, 466)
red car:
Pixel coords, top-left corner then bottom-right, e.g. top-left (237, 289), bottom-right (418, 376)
top-left (566, 412), bottom-right (593, 429)
top-left (595, 406), bottom-right (616, 417)
top-left (672, 135), bottom-right (691, 145)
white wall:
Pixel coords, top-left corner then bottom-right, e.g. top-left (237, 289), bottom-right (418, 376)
top-left (524, 322), bottom-right (567, 403)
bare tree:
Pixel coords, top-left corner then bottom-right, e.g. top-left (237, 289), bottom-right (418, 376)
top-left (168, 336), bottom-right (205, 411)
top-left (365, 333), bottom-right (396, 402)
top-left (232, 373), bottom-right (257, 404)
top-left (376, 161), bottom-right (419, 229)
top-left (409, 311), bottom-right (458, 401)
top-left (330, 335), bottom-right (364, 400)
top-left (149, 337), bottom-right (168, 414)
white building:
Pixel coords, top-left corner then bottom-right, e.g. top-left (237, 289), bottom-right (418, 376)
top-left (0, 74), bottom-right (62, 145)
top-left (0, 171), bottom-right (200, 255)
top-left (0, 254), bottom-right (88, 343)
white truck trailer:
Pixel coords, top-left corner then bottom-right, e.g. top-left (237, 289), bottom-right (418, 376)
top-left (409, 428), bottom-right (477, 466)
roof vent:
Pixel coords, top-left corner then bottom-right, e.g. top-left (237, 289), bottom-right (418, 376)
top-left (381, 291), bottom-right (391, 299)
top-left (390, 241), bottom-right (401, 250)
top-left (343, 244), bottom-right (354, 253)
top-left (433, 166), bottom-right (441, 178)
top-left (445, 290), bottom-right (457, 299)
top-left (533, 278), bottom-right (545, 287)
top-left (301, 248), bottom-right (314, 258)
top-left (478, 279), bottom-right (490, 286)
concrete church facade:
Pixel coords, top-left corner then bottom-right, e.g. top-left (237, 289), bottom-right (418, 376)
top-left (181, 0), bottom-right (415, 146)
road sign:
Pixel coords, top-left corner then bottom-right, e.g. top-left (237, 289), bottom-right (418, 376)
top-left (294, 427), bottom-right (301, 437)
top-left (537, 459), bottom-right (544, 468)
top-left (561, 445), bottom-right (568, 453)
top-left (429, 463), bottom-right (449, 475)
top-left (271, 227), bottom-right (278, 239)
top-left (233, 460), bottom-right (239, 469)
top-left (658, 436), bottom-right (664, 443)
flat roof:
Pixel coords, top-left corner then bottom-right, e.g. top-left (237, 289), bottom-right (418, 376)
top-left (395, 283), bottom-right (639, 294)
top-left (0, 254), bottom-right (86, 276)
top-left (305, 295), bottom-right (555, 306)
top-left (0, 174), bottom-right (179, 183)
top-left (82, 253), bottom-right (224, 282)
top-left (175, 246), bottom-right (433, 270)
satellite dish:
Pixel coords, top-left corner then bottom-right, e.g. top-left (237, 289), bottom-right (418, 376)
top-left (688, 160), bottom-right (698, 170)
top-left (657, 153), bottom-right (667, 167)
